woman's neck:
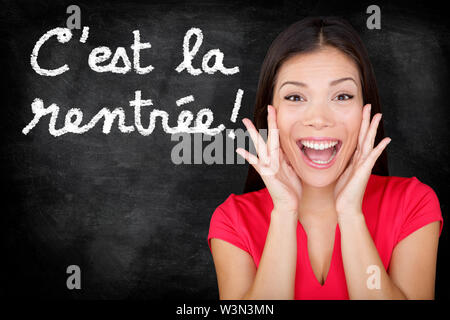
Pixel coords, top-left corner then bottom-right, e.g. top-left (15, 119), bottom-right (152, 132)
top-left (297, 182), bottom-right (337, 224)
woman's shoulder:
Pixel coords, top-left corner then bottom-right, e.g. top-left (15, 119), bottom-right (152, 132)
top-left (365, 174), bottom-right (440, 215)
top-left (208, 188), bottom-right (272, 255)
top-left (216, 187), bottom-right (272, 214)
top-left (212, 187), bottom-right (272, 225)
top-left (366, 174), bottom-right (443, 242)
top-left (367, 174), bottom-right (437, 198)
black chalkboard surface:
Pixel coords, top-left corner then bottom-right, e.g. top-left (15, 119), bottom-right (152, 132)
top-left (1, 0), bottom-right (449, 300)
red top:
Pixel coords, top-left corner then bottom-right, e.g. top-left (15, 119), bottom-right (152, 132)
top-left (207, 174), bottom-right (444, 300)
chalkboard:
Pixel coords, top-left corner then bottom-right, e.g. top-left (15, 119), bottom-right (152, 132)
top-left (1, 0), bottom-right (449, 300)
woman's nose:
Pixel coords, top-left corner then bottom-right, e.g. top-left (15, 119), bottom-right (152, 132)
top-left (302, 104), bottom-right (333, 129)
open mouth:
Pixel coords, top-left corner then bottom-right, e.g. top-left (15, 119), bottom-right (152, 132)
top-left (296, 139), bottom-right (342, 166)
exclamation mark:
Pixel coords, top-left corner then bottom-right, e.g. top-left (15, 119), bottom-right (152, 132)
top-left (228, 89), bottom-right (244, 139)
top-left (79, 26), bottom-right (89, 43)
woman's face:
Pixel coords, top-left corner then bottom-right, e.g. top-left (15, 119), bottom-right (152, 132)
top-left (272, 46), bottom-right (364, 188)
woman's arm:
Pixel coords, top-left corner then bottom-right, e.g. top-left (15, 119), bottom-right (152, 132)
top-left (338, 213), bottom-right (440, 299)
top-left (387, 220), bottom-right (440, 299)
top-left (211, 105), bottom-right (302, 299)
top-left (333, 104), bottom-right (440, 299)
top-left (211, 209), bottom-right (297, 300)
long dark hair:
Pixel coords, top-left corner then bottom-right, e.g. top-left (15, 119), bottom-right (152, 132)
top-left (244, 16), bottom-right (389, 193)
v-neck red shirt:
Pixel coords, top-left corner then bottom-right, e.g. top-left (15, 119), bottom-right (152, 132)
top-left (207, 174), bottom-right (444, 300)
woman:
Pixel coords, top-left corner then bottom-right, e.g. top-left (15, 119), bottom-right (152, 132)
top-left (207, 16), bottom-right (443, 300)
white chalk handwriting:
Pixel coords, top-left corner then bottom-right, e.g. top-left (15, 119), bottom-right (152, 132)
top-left (25, 26), bottom-right (242, 137)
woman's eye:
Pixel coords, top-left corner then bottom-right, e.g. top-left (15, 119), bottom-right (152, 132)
top-left (285, 95), bottom-right (304, 102)
top-left (334, 94), bottom-right (354, 101)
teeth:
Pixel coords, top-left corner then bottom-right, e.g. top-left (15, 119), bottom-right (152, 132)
top-left (301, 140), bottom-right (338, 150)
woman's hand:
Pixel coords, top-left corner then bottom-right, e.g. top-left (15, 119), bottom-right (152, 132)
top-left (334, 104), bottom-right (391, 218)
top-left (236, 105), bottom-right (303, 216)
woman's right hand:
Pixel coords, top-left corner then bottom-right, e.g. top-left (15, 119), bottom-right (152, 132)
top-left (236, 105), bottom-right (303, 217)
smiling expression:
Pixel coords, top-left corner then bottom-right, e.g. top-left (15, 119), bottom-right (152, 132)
top-left (272, 46), bottom-right (364, 187)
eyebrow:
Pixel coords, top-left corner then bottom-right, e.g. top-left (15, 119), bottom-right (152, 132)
top-left (279, 77), bottom-right (358, 90)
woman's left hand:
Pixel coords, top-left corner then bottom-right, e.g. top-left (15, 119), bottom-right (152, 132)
top-left (334, 104), bottom-right (391, 217)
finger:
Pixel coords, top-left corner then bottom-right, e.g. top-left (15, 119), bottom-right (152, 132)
top-left (364, 137), bottom-right (391, 169)
top-left (236, 147), bottom-right (259, 166)
top-left (267, 105), bottom-right (280, 158)
top-left (236, 147), bottom-right (277, 177)
top-left (358, 104), bottom-right (371, 151)
top-left (362, 113), bottom-right (382, 157)
top-left (242, 118), bottom-right (269, 164)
